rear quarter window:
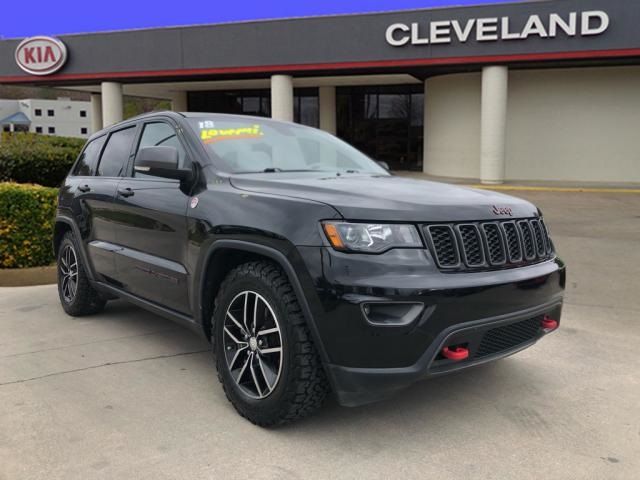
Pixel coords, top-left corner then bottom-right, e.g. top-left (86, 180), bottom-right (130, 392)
top-left (72, 136), bottom-right (106, 176)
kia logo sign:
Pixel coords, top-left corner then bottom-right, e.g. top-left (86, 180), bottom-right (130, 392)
top-left (15, 36), bottom-right (67, 76)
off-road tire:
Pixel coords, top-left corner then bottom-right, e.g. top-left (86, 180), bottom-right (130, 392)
top-left (213, 261), bottom-right (330, 427)
top-left (57, 232), bottom-right (107, 316)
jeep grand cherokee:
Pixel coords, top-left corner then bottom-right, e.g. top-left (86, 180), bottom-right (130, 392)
top-left (54, 112), bottom-right (565, 426)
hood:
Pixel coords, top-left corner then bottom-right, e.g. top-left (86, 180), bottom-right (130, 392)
top-left (228, 173), bottom-right (539, 222)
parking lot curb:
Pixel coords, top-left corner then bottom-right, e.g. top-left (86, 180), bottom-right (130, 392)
top-left (0, 265), bottom-right (57, 287)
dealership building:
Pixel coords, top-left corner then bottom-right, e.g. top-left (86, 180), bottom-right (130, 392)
top-left (0, 0), bottom-right (638, 184)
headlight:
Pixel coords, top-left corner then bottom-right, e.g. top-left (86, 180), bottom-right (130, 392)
top-left (322, 222), bottom-right (422, 253)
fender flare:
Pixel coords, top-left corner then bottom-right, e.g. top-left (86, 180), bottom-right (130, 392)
top-left (54, 215), bottom-right (96, 282)
top-left (198, 239), bottom-right (334, 379)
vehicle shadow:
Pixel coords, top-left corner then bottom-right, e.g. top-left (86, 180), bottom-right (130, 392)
top-left (296, 360), bottom-right (545, 429)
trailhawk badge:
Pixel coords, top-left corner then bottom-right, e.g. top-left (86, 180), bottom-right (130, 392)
top-left (190, 197), bottom-right (199, 209)
top-left (15, 36), bottom-right (67, 76)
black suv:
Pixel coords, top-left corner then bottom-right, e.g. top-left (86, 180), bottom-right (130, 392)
top-left (55, 112), bottom-right (565, 426)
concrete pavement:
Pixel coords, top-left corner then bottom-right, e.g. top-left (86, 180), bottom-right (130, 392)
top-left (1, 191), bottom-right (639, 480)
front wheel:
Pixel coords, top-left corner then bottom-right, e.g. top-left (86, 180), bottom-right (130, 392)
top-left (213, 261), bottom-right (329, 427)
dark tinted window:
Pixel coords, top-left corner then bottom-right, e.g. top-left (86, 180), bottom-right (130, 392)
top-left (47, 110), bottom-right (54, 117)
top-left (80, 110), bottom-right (87, 118)
top-left (48, 127), bottom-right (55, 134)
top-left (97, 126), bottom-right (136, 177)
top-left (134, 122), bottom-right (188, 177)
top-left (34, 109), bottom-right (42, 116)
top-left (73, 136), bottom-right (106, 176)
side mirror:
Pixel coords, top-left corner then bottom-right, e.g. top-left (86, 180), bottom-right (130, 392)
top-left (134, 146), bottom-right (192, 181)
top-left (377, 160), bottom-right (390, 171)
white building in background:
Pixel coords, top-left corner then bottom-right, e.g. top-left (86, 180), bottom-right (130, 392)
top-left (0, 97), bottom-right (92, 138)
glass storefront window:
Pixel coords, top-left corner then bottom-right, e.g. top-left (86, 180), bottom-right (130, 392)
top-left (242, 97), bottom-right (261, 114)
top-left (365, 94), bottom-right (378, 119)
top-left (261, 98), bottom-right (271, 117)
top-left (378, 94), bottom-right (409, 119)
top-left (188, 89), bottom-right (318, 127)
top-left (296, 96), bottom-right (319, 128)
top-left (337, 85), bottom-right (424, 171)
top-left (410, 93), bottom-right (424, 127)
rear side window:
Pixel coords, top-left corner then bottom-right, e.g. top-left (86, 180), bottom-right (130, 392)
top-left (73, 135), bottom-right (106, 176)
top-left (97, 126), bottom-right (137, 177)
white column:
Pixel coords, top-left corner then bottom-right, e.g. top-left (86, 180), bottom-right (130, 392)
top-left (101, 82), bottom-right (123, 127)
top-left (171, 91), bottom-right (188, 112)
top-left (90, 93), bottom-right (103, 133)
top-left (480, 66), bottom-right (509, 185)
top-left (319, 86), bottom-right (337, 135)
top-left (270, 75), bottom-right (294, 122)
top-left (422, 79), bottom-right (428, 174)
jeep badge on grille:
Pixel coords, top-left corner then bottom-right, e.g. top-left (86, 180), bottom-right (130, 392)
top-left (492, 206), bottom-right (513, 217)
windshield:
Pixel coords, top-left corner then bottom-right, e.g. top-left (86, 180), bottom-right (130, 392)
top-left (187, 117), bottom-right (388, 175)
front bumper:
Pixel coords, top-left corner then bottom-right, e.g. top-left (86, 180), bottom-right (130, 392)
top-left (296, 247), bottom-right (566, 407)
top-left (328, 300), bottom-right (562, 406)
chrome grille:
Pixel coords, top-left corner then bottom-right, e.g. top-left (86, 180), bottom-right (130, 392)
top-left (424, 218), bottom-right (554, 272)
top-left (502, 222), bottom-right (523, 263)
top-left (457, 225), bottom-right (484, 267)
top-left (540, 219), bottom-right (553, 255)
top-left (517, 220), bottom-right (536, 260)
top-left (482, 223), bottom-right (506, 265)
top-left (426, 225), bottom-right (459, 268)
top-left (530, 220), bottom-right (546, 256)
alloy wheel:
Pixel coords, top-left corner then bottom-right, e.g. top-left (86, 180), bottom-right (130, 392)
top-left (223, 291), bottom-right (283, 400)
top-left (59, 244), bottom-right (79, 303)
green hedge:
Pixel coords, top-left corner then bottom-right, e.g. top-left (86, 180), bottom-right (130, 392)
top-left (0, 182), bottom-right (58, 268)
top-left (0, 132), bottom-right (84, 187)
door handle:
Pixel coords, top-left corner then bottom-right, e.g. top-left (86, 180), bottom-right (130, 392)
top-left (78, 184), bottom-right (91, 193)
top-left (117, 188), bottom-right (135, 198)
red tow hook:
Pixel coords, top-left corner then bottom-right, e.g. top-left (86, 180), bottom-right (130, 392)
top-left (541, 315), bottom-right (559, 331)
top-left (441, 346), bottom-right (470, 362)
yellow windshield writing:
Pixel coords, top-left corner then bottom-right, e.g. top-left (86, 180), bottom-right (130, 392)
top-left (201, 125), bottom-right (264, 144)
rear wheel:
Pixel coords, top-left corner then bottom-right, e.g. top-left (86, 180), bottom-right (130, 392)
top-left (57, 232), bottom-right (106, 316)
top-left (213, 261), bottom-right (329, 427)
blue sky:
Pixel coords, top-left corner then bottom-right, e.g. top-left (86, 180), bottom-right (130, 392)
top-left (0, 0), bottom-right (523, 38)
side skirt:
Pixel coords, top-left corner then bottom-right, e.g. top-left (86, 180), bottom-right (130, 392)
top-left (93, 281), bottom-right (208, 340)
